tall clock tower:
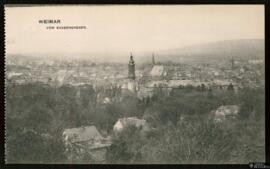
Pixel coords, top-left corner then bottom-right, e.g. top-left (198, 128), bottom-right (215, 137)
top-left (128, 53), bottom-right (136, 80)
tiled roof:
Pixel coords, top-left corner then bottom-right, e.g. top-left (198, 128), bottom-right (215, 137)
top-left (150, 65), bottom-right (165, 77)
top-left (63, 126), bottom-right (103, 143)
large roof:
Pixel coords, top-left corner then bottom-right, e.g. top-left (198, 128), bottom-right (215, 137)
top-left (119, 117), bottom-right (146, 126)
top-left (63, 125), bottom-right (103, 143)
top-left (113, 117), bottom-right (149, 132)
top-left (150, 65), bottom-right (165, 77)
top-left (215, 105), bottom-right (240, 116)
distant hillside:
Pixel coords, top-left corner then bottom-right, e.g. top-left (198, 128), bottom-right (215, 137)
top-left (151, 39), bottom-right (264, 63)
top-left (6, 39), bottom-right (264, 64)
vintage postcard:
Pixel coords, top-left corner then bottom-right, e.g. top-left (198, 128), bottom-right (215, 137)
top-left (4, 5), bottom-right (265, 164)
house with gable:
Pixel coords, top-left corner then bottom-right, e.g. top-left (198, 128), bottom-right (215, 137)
top-left (63, 125), bottom-right (111, 163)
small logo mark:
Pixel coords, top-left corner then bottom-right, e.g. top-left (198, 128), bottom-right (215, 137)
top-left (249, 162), bottom-right (270, 169)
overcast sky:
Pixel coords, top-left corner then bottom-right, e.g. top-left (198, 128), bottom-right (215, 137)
top-left (5, 5), bottom-right (264, 60)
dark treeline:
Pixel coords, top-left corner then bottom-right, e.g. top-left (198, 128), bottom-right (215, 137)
top-left (5, 83), bottom-right (265, 163)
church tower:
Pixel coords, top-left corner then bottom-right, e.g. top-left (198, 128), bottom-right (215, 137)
top-left (128, 53), bottom-right (136, 80)
top-left (152, 53), bottom-right (156, 65)
top-left (231, 56), bottom-right (235, 70)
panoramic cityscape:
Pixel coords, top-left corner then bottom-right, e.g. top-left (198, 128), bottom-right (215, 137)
top-left (5, 5), bottom-right (265, 164)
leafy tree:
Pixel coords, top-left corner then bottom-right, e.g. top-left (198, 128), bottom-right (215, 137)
top-left (227, 83), bottom-right (234, 91)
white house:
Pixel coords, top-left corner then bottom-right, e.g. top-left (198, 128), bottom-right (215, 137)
top-left (212, 105), bottom-right (240, 122)
top-left (113, 117), bottom-right (150, 133)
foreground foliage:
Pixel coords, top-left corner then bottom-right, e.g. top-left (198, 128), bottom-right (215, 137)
top-left (5, 83), bottom-right (265, 163)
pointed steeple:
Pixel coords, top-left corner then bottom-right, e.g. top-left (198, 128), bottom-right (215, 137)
top-left (231, 56), bottom-right (235, 69)
top-left (152, 52), bottom-right (155, 65)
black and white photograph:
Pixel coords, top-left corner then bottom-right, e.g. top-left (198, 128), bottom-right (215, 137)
top-left (4, 5), bottom-right (265, 164)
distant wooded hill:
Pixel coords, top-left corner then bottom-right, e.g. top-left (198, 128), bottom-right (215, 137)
top-left (6, 39), bottom-right (264, 64)
top-left (151, 39), bottom-right (264, 63)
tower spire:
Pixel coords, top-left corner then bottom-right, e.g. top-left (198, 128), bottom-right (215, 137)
top-left (231, 56), bottom-right (234, 69)
top-left (152, 52), bottom-right (155, 65)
